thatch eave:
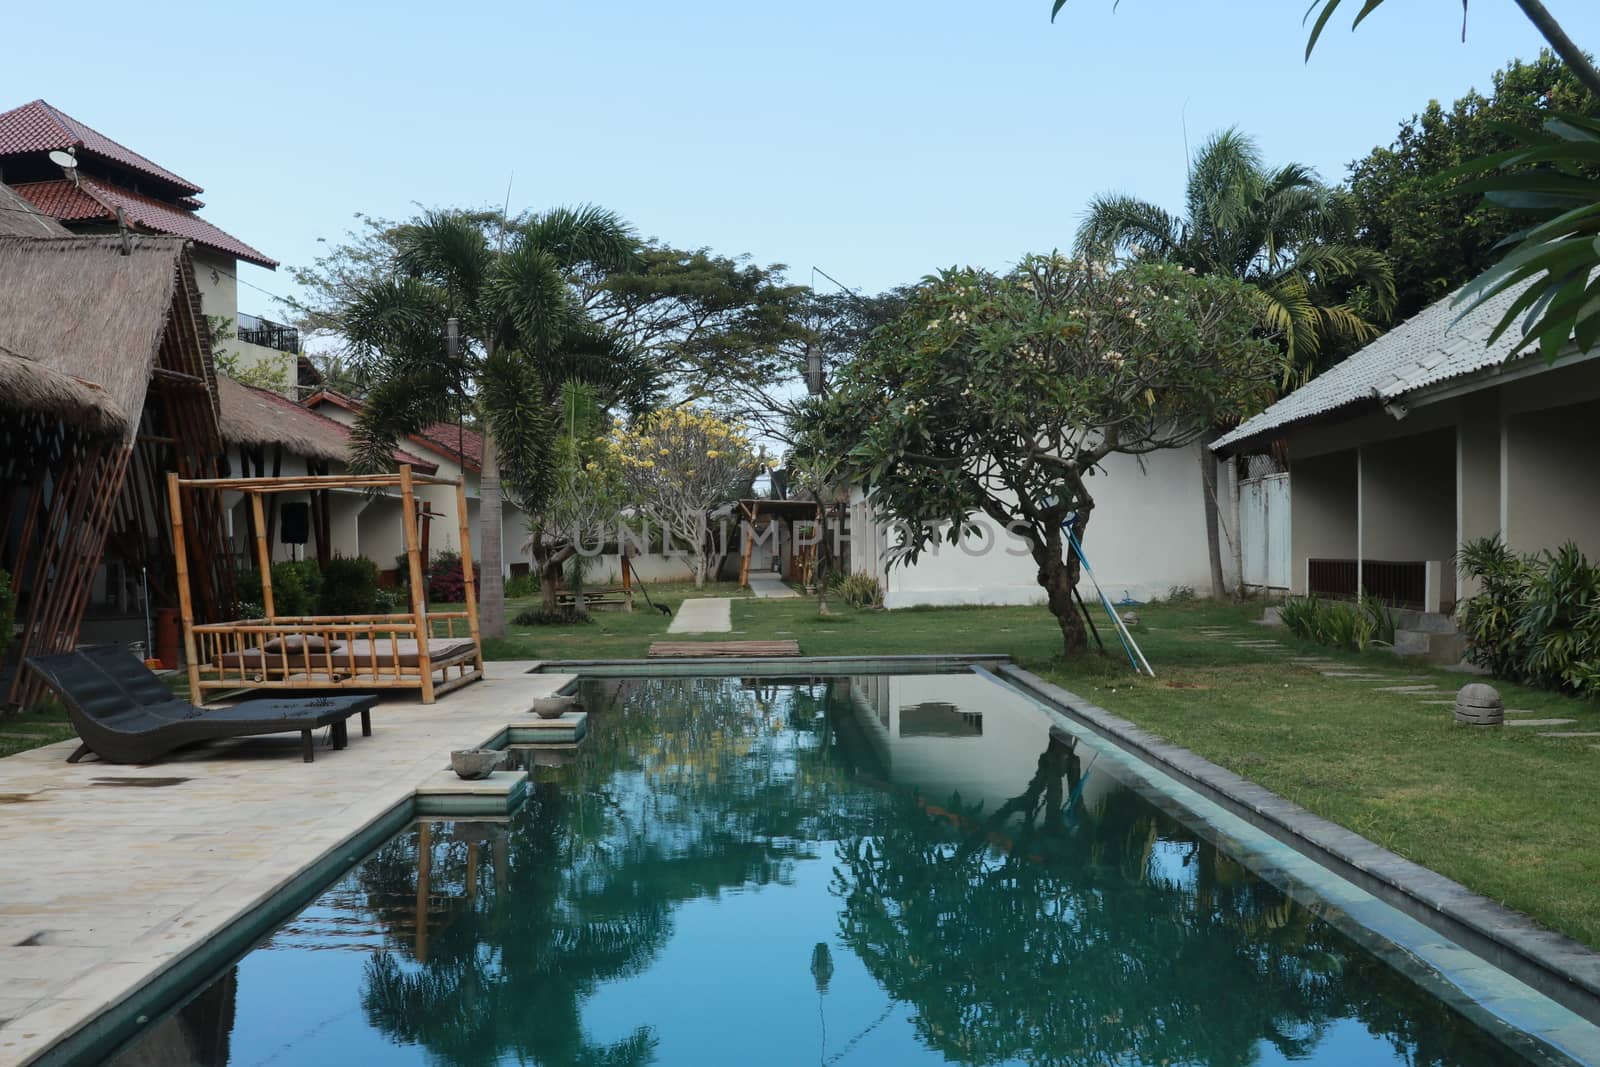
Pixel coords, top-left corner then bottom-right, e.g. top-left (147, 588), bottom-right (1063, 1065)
top-left (0, 342), bottom-right (126, 437)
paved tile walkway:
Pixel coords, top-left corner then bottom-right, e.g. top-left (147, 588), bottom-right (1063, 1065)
top-left (747, 573), bottom-right (801, 599)
top-left (0, 661), bottom-right (564, 1066)
top-left (667, 597), bottom-right (732, 634)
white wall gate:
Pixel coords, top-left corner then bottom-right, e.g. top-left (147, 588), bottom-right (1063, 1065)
top-left (1240, 469), bottom-right (1290, 591)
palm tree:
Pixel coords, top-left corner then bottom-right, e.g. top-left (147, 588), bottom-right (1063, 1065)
top-left (1077, 128), bottom-right (1393, 374)
top-left (340, 206), bottom-right (646, 638)
top-left (1076, 129), bottom-right (1395, 598)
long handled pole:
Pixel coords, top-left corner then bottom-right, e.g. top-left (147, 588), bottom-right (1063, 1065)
top-left (1062, 520), bottom-right (1154, 677)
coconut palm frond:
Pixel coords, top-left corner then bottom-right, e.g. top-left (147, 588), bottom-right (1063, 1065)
top-left (394, 211), bottom-right (492, 312)
top-left (521, 205), bottom-right (641, 275)
top-left (1075, 195), bottom-right (1186, 259)
top-left (487, 242), bottom-right (578, 355)
top-left (1288, 243), bottom-right (1397, 316)
top-left (349, 366), bottom-right (455, 474)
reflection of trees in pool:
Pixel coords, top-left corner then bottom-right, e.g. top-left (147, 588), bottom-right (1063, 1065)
top-left (189, 675), bottom-right (1517, 1067)
top-left (352, 677), bottom-right (872, 1066)
top-left (830, 732), bottom-right (1518, 1067)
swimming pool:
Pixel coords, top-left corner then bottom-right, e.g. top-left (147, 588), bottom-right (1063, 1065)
top-left (106, 671), bottom-right (1595, 1065)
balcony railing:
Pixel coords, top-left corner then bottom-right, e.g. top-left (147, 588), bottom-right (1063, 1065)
top-left (237, 313), bottom-right (300, 354)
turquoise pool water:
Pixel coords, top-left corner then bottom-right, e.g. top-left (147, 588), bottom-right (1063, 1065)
top-left (109, 672), bottom-right (1579, 1065)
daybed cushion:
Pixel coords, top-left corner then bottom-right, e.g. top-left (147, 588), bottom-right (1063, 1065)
top-left (216, 638), bottom-right (344, 670)
top-left (328, 638), bottom-right (478, 671)
top-left (264, 635), bottom-right (340, 654)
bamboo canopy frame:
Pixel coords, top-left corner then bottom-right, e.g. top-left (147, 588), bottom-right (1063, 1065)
top-left (167, 465), bottom-right (484, 705)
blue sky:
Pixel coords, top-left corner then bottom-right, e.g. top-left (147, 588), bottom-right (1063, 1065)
top-left (6, 0), bottom-right (1599, 318)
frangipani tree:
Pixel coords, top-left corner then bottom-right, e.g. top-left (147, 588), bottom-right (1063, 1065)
top-left (802, 256), bottom-right (1283, 656)
top-left (613, 408), bottom-right (765, 587)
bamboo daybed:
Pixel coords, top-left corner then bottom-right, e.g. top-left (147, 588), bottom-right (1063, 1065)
top-left (166, 465), bottom-right (484, 705)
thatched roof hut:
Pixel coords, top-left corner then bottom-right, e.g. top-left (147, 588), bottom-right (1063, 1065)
top-left (215, 375), bottom-right (438, 471)
top-left (216, 375), bottom-right (350, 465)
top-left (0, 235), bottom-right (217, 447)
top-left (0, 233), bottom-right (229, 709)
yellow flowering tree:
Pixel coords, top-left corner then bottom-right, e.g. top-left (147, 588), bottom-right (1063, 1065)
top-left (613, 407), bottom-right (764, 587)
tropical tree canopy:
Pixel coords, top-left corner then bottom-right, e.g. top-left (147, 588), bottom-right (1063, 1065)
top-left (1051, 1), bottom-right (1600, 365)
top-left (802, 256), bottom-right (1283, 655)
top-left (1346, 51), bottom-right (1598, 321)
top-left (332, 205), bottom-right (648, 637)
top-left (1075, 128), bottom-right (1394, 376)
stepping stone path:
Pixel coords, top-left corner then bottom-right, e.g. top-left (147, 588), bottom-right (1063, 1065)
top-left (1196, 624), bottom-right (1596, 739)
top-left (668, 598), bottom-right (732, 634)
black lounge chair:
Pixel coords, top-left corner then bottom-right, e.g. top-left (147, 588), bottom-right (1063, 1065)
top-left (26, 646), bottom-right (377, 764)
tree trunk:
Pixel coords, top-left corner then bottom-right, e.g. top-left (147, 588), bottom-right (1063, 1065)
top-left (811, 493), bottom-right (833, 616)
top-left (540, 565), bottom-right (560, 613)
top-left (1030, 529), bottom-right (1085, 657)
top-left (1199, 433), bottom-right (1227, 601)
top-left (692, 552), bottom-right (708, 589)
top-left (479, 430), bottom-right (506, 639)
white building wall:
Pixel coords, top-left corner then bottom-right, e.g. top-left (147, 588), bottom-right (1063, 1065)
top-left (192, 249), bottom-right (295, 391)
top-left (852, 444), bottom-right (1232, 609)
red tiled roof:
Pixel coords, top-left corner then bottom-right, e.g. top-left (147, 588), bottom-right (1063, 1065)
top-left (416, 422), bottom-right (484, 472)
top-left (302, 388), bottom-right (361, 413)
top-left (303, 390), bottom-right (485, 473)
top-left (0, 100), bottom-right (203, 195)
top-left (239, 382), bottom-right (438, 472)
top-left (10, 178), bottom-right (277, 268)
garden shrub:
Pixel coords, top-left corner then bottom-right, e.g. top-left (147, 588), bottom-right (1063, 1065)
top-left (0, 569), bottom-right (14, 662)
top-left (426, 550), bottom-right (480, 604)
top-left (235, 560), bottom-right (322, 617)
top-left (1279, 595), bottom-right (1392, 652)
top-left (1458, 537), bottom-right (1600, 696)
top-left (374, 586), bottom-right (409, 615)
top-left (319, 556), bottom-right (380, 615)
top-left (504, 573), bottom-right (540, 599)
top-left (513, 606), bottom-right (593, 626)
top-left (830, 572), bottom-right (885, 608)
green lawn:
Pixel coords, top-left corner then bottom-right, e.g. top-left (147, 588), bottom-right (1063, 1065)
top-left (0, 699), bottom-right (75, 759)
top-left (495, 587), bottom-right (1600, 950)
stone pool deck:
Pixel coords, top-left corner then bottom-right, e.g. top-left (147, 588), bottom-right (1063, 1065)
top-left (0, 660), bottom-right (561, 1067)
